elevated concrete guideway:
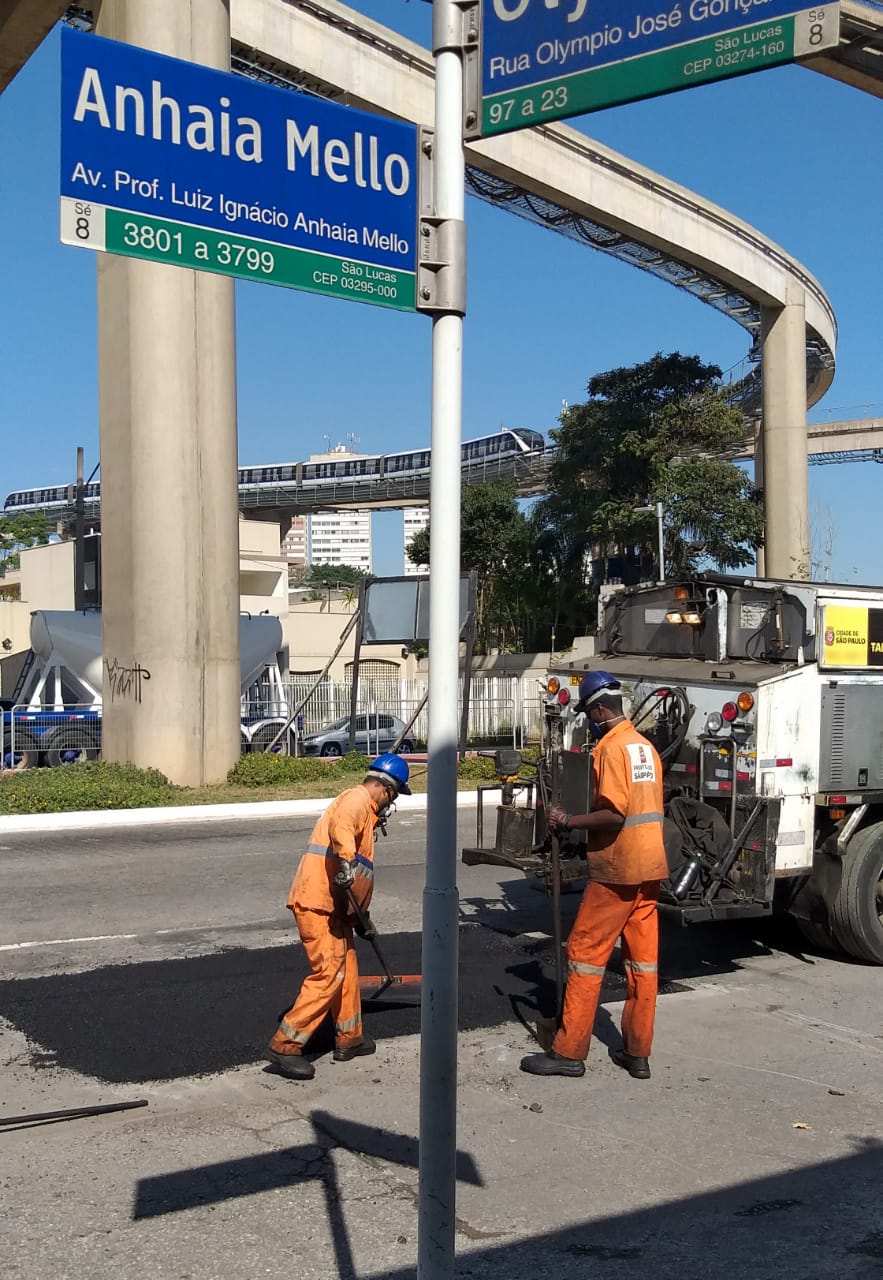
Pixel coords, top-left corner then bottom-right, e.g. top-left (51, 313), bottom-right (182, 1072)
top-left (0, 0), bottom-right (67, 92)
top-left (231, 0), bottom-right (837, 400)
top-left (230, 0), bottom-right (841, 577)
top-left (808, 0), bottom-right (883, 98)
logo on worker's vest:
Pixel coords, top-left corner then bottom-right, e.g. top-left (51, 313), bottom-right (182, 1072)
top-left (627, 742), bottom-right (656, 783)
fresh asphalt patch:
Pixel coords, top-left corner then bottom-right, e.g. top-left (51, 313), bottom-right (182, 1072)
top-left (0, 924), bottom-right (692, 1084)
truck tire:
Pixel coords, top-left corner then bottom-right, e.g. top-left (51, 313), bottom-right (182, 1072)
top-left (831, 821), bottom-right (883, 964)
top-left (3, 728), bottom-right (39, 771)
top-left (43, 727), bottom-right (100, 768)
top-left (794, 918), bottom-right (839, 955)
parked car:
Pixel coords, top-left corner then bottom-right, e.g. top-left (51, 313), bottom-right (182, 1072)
top-left (301, 713), bottom-right (414, 758)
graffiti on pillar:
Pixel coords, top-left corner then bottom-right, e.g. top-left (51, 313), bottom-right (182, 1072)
top-left (105, 657), bottom-right (152, 704)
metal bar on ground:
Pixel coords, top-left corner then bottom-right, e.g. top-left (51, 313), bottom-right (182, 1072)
top-left (1, 1099), bottom-right (148, 1127)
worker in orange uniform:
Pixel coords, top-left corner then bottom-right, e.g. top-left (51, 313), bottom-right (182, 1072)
top-left (521, 670), bottom-right (668, 1081)
top-left (267, 753), bottom-right (411, 1081)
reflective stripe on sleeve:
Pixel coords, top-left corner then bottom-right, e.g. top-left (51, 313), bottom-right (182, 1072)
top-left (622, 812), bottom-right (664, 829)
top-left (307, 842), bottom-right (333, 857)
top-left (623, 959), bottom-right (658, 974)
top-left (568, 960), bottom-right (607, 978)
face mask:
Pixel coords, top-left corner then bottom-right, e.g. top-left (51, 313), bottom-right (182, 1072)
top-left (588, 717), bottom-right (606, 742)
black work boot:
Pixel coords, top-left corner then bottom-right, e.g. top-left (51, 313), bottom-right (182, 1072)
top-left (333, 1036), bottom-right (377, 1062)
top-left (267, 1048), bottom-right (315, 1080)
top-left (520, 1050), bottom-right (585, 1078)
top-left (610, 1048), bottom-right (651, 1079)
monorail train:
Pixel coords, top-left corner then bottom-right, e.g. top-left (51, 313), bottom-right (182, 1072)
top-left (3, 428), bottom-right (546, 515)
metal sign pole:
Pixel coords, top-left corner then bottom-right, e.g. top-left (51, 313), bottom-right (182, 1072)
top-left (418, 3), bottom-right (470, 1276)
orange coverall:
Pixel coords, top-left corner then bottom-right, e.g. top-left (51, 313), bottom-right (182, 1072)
top-left (553, 719), bottom-right (668, 1062)
top-left (269, 784), bottom-right (379, 1057)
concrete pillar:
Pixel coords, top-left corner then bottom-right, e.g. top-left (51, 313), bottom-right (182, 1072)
top-left (760, 285), bottom-right (809, 580)
top-left (96, 0), bottom-right (241, 785)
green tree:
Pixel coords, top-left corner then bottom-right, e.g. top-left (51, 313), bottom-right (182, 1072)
top-left (407, 483), bottom-right (524, 650)
top-left (305, 562), bottom-right (368, 590)
top-left (0, 512), bottom-right (50, 586)
top-left (545, 352), bottom-right (763, 581)
top-left (406, 483), bottom-right (589, 653)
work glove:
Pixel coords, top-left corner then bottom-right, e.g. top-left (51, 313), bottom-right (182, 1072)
top-left (332, 860), bottom-right (355, 889)
top-left (354, 912), bottom-right (377, 942)
top-left (547, 806), bottom-right (571, 831)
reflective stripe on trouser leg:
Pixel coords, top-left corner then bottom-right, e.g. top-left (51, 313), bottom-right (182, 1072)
top-left (333, 943), bottom-right (364, 1049)
top-left (552, 880), bottom-right (635, 1061)
top-left (619, 882), bottom-right (660, 1059)
top-left (271, 909), bottom-right (361, 1052)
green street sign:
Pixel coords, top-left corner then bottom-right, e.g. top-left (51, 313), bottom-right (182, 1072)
top-left (61, 201), bottom-right (417, 310)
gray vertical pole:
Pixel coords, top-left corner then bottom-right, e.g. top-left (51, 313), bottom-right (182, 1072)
top-left (348, 580), bottom-right (367, 754)
top-left (419, 2), bottom-right (466, 1276)
top-left (655, 501), bottom-right (664, 585)
top-left (74, 447), bottom-right (85, 611)
top-left (753, 428), bottom-right (766, 577)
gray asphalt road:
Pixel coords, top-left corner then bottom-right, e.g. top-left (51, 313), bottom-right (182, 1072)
top-left (2, 809), bottom-right (882, 1280)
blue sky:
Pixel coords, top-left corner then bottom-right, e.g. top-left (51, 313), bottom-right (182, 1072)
top-left (1, 2), bottom-right (880, 580)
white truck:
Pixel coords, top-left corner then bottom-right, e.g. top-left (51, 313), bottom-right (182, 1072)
top-left (534, 574), bottom-right (883, 964)
top-left (1, 610), bottom-right (289, 767)
top-left (458, 574), bottom-right (883, 964)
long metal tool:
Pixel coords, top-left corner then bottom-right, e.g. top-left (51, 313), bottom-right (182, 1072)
top-left (1, 1099), bottom-right (148, 1127)
top-left (346, 888), bottom-right (421, 1001)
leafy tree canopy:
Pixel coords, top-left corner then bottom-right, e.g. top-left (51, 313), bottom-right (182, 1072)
top-left (0, 512), bottom-right (51, 574)
top-left (304, 562), bottom-right (368, 591)
top-left (545, 351), bottom-right (763, 578)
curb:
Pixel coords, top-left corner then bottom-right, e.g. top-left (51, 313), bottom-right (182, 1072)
top-left (0, 789), bottom-right (480, 834)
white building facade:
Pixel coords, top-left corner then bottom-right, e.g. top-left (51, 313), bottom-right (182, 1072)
top-left (308, 508), bottom-right (372, 572)
top-left (403, 506), bottom-right (429, 576)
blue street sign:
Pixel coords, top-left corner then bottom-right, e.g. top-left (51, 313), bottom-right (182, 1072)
top-left (60, 27), bottom-right (420, 309)
top-left (478, 0), bottom-right (840, 136)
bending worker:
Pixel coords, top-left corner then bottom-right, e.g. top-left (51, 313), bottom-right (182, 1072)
top-left (267, 752), bottom-right (411, 1081)
top-left (521, 670), bottom-right (667, 1082)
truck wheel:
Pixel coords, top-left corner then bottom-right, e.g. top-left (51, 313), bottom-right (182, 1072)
top-left (3, 729), bottom-right (39, 771)
top-left (43, 728), bottom-right (100, 768)
top-left (794, 917), bottom-right (839, 955)
top-left (832, 822), bottom-right (883, 964)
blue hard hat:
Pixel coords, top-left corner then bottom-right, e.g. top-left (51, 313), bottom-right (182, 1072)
top-left (367, 752), bottom-right (411, 796)
top-left (577, 670), bottom-right (621, 709)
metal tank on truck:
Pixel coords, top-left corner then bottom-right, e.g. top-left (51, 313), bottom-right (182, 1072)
top-left (1, 610), bottom-right (289, 768)
top-left (462, 574), bottom-right (883, 966)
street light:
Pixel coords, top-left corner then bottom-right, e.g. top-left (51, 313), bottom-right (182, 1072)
top-left (635, 501), bottom-right (665, 585)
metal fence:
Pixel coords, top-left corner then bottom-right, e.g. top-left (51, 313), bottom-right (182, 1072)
top-left (241, 675), bottom-right (546, 750)
top-left (3, 704), bottom-right (102, 770)
top-left (0, 680), bottom-right (545, 767)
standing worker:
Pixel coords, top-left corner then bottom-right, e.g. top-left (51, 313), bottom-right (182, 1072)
top-left (521, 671), bottom-right (667, 1081)
top-left (267, 752), bottom-right (411, 1080)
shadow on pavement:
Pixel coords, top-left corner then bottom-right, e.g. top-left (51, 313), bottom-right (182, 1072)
top-left (133, 1108), bottom-right (482, 1219)
top-left (131, 1127), bottom-right (883, 1279)
top-left (460, 873), bottom-right (827, 987)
